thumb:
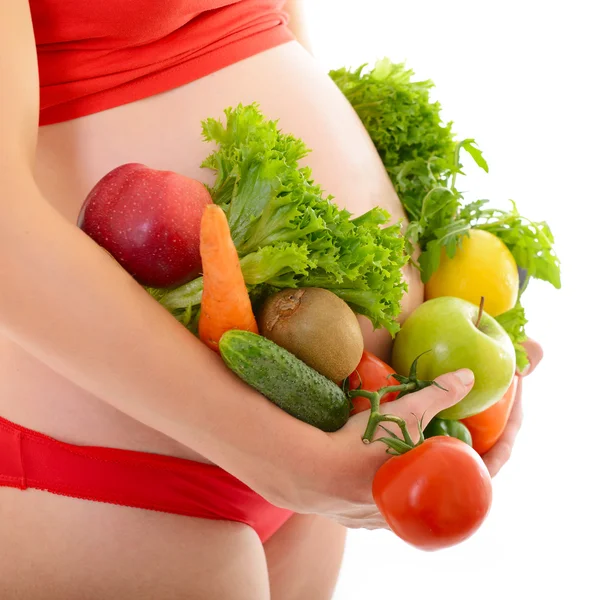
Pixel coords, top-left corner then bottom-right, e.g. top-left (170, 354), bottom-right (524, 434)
top-left (384, 368), bottom-right (475, 429)
top-left (426, 369), bottom-right (476, 416)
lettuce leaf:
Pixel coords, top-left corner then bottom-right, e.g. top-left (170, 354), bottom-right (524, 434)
top-left (330, 58), bottom-right (457, 227)
top-left (154, 104), bottom-right (408, 335)
top-left (495, 301), bottom-right (529, 372)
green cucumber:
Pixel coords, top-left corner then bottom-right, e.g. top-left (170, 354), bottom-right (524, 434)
top-left (219, 330), bottom-right (350, 432)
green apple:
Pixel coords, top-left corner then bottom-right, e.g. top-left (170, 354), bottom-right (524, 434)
top-left (392, 296), bottom-right (516, 420)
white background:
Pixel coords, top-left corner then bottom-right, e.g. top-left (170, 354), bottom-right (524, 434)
top-left (302, 1), bottom-right (599, 598)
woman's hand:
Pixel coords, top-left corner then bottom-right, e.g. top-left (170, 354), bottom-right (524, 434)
top-left (286, 368), bottom-right (475, 530)
top-left (482, 338), bottom-right (544, 477)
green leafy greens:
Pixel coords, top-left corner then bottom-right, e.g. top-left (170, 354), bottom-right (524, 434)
top-left (495, 301), bottom-right (529, 372)
top-left (331, 58), bottom-right (561, 366)
top-left (330, 57), bottom-right (459, 230)
top-left (151, 104), bottom-right (408, 335)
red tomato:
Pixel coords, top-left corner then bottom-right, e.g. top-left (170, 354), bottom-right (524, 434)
top-left (372, 437), bottom-right (493, 551)
top-left (347, 351), bottom-right (399, 415)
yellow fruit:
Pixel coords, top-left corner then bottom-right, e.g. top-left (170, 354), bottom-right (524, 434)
top-left (424, 229), bottom-right (519, 317)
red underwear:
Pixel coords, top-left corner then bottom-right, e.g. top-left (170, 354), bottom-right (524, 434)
top-left (0, 415), bottom-right (293, 543)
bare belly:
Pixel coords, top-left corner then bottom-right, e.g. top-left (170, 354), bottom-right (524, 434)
top-left (0, 41), bottom-right (423, 461)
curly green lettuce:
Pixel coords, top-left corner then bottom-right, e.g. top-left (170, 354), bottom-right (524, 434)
top-left (150, 104), bottom-right (408, 335)
top-left (330, 58), bottom-right (460, 227)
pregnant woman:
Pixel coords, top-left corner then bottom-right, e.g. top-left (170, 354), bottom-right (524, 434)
top-left (0, 1), bottom-right (542, 598)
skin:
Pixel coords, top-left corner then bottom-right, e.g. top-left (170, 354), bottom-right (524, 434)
top-left (0, 1), bottom-right (542, 597)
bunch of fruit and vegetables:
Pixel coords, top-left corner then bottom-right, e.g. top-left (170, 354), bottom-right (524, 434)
top-left (77, 59), bottom-right (560, 552)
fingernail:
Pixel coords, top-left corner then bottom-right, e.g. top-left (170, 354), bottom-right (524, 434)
top-left (455, 368), bottom-right (475, 386)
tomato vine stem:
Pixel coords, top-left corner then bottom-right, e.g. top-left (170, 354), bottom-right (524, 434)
top-left (347, 351), bottom-right (446, 451)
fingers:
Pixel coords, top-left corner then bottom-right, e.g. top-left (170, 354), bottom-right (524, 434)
top-left (379, 369), bottom-right (475, 444)
top-left (328, 504), bottom-right (390, 531)
top-left (386, 368), bottom-right (475, 424)
top-left (519, 338), bottom-right (544, 376)
top-left (429, 369), bottom-right (476, 414)
top-left (483, 377), bottom-right (524, 477)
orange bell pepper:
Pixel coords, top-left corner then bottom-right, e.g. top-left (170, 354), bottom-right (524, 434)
top-left (461, 375), bottom-right (519, 455)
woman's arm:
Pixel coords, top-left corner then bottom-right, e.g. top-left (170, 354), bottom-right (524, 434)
top-left (1, 177), bottom-right (331, 499)
top-left (283, 0), bottom-right (313, 53)
top-left (0, 0), bottom-right (332, 505)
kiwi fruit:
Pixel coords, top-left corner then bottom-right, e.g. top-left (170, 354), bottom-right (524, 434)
top-left (258, 287), bottom-right (364, 382)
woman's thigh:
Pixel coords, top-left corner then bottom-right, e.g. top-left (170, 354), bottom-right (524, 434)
top-left (264, 513), bottom-right (347, 600)
top-left (0, 487), bottom-right (270, 600)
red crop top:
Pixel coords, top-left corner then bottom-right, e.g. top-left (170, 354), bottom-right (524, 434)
top-left (31, 0), bottom-right (294, 126)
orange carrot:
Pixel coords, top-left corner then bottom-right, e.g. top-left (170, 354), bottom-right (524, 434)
top-left (199, 204), bottom-right (258, 352)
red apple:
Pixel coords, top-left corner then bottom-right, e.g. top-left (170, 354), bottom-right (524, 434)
top-left (78, 163), bottom-right (213, 287)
